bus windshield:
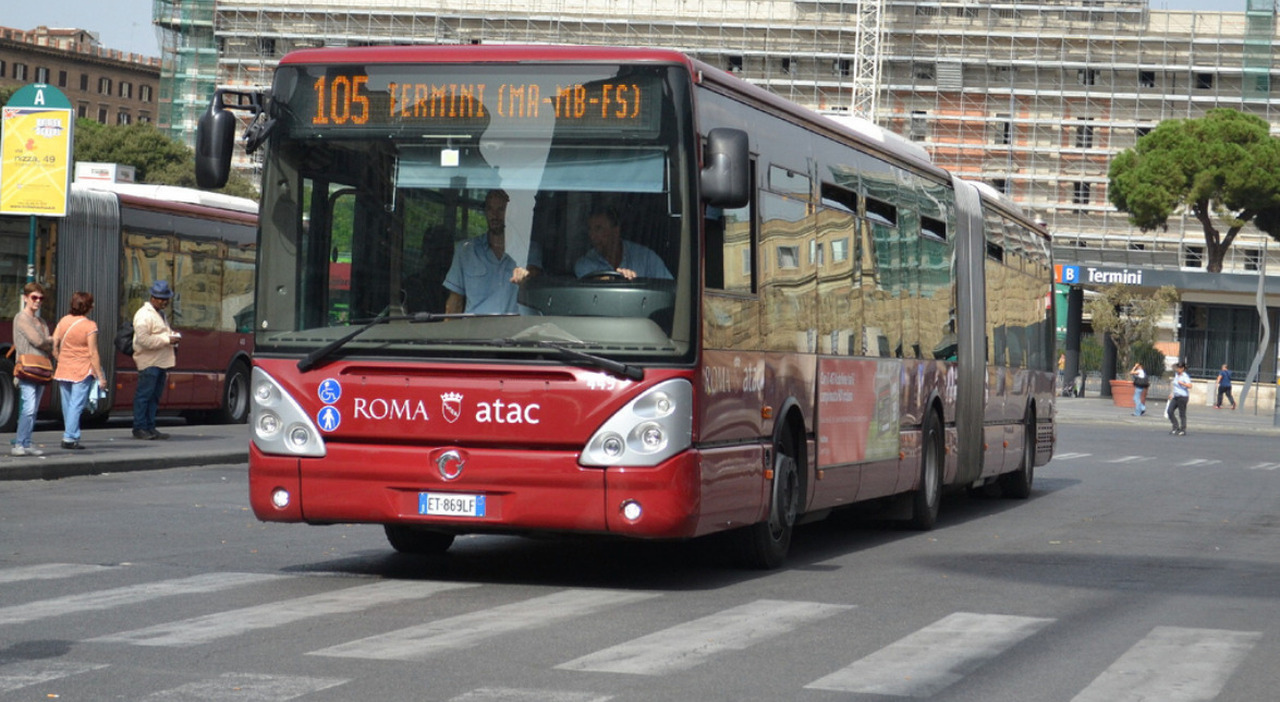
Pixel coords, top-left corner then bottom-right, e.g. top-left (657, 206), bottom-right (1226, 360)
top-left (256, 62), bottom-right (696, 363)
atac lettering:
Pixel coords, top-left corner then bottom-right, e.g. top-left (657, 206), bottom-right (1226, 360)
top-left (352, 397), bottom-right (431, 421)
top-left (475, 399), bottom-right (540, 424)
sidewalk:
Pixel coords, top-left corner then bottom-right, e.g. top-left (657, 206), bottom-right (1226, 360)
top-left (0, 418), bottom-right (249, 481)
top-left (1053, 393), bottom-right (1280, 436)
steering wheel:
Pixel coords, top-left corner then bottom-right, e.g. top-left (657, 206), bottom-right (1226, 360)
top-left (585, 270), bottom-right (628, 282)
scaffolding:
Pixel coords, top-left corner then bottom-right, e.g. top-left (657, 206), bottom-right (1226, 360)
top-left (154, 0), bottom-right (218, 148)
top-left (206, 0), bottom-right (1280, 276)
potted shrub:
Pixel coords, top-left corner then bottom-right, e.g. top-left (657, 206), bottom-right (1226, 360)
top-left (1085, 283), bottom-right (1180, 406)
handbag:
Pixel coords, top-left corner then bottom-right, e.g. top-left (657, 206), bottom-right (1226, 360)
top-left (14, 353), bottom-right (53, 384)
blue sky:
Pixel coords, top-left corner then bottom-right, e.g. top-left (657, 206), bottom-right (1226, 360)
top-left (4, 0), bottom-right (1253, 59)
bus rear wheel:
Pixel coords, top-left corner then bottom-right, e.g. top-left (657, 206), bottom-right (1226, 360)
top-left (1000, 410), bottom-right (1035, 499)
top-left (0, 359), bottom-right (16, 433)
top-left (384, 525), bottom-right (455, 555)
top-left (908, 412), bottom-right (943, 530)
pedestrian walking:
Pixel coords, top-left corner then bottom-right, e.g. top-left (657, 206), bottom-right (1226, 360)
top-left (132, 280), bottom-right (180, 440)
top-left (1130, 362), bottom-right (1148, 416)
top-left (10, 283), bottom-right (53, 456)
top-left (51, 292), bottom-right (108, 450)
top-left (1168, 362), bottom-right (1192, 436)
top-left (1214, 364), bottom-right (1236, 410)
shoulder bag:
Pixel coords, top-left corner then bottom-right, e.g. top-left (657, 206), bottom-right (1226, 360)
top-left (14, 353), bottom-right (53, 384)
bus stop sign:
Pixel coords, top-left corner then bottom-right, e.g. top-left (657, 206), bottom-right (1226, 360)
top-left (1, 83), bottom-right (75, 216)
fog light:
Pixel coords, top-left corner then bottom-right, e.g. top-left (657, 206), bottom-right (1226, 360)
top-left (257, 411), bottom-right (281, 438)
top-left (621, 500), bottom-right (642, 521)
top-left (601, 433), bottom-right (625, 458)
top-left (254, 381), bottom-right (275, 405)
top-left (271, 488), bottom-right (291, 509)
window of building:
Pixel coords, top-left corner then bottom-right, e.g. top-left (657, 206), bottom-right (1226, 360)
top-left (98, 77), bottom-right (112, 95)
top-left (1196, 73), bottom-right (1215, 90)
top-left (914, 62), bottom-right (935, 81)
top-left (258, 37), bottom-right (277, 56)
top-left (1245, 249), bottom-right (1261, 271)
top-left (836, 59), bottom-right (851, 76)
top-left (781, 57), bottom-right (792, 74)
top-left (995, 113), bottom-right (1012, 145)
top-left (138, 112), bottom-right (151, 124)
top-left (728, 56), bottom-right (743, 73)
top-left (80, 73), bottom-right (89, 91)
top-left (118, 111), bottom-right (131, 125)
top-left (909, 110), bottom-right (929, 141)
top-left (140, 85), bottom-right (153, 103)
top-left (915, 5), bottom-right (939, 16)
top-left (0, 61), bottom-right (5, 77)
top-left (1072, 182), bottom-right (1091, 204)
top-left (1183, 245), bottom-right (1204, 268)
top-left (119, 82), bottom-right (132, 99)
top-left (13, 63), bottom-right (28, 81)
top-left (990, 178), bottom-right (1008, 194)
top-left (1077, 68), bottom-right (1097, 86)
top-left (35, 66), bottom-right (49, 83)
top-left (1136, 125), bottom-right (1153, 140)
top-left (97, 107), bottom-right (108, 123)
top-left (57, 70), bottom-right (67, 88)
top-left (77, 103), bottom-right (88, 119)
top-left (1075, 118), bottom-right (1095, 148)
top-left (777, 246), bottom-right (800, 270)
top-left (1139, 70), bottom-right (1156, 88)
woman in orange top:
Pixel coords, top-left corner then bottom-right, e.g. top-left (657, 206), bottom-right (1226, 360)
top-left (52, 291), bottom-right (107, 450)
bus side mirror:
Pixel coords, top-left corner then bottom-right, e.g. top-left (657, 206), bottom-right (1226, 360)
top-left (701, 128), bottom-right (749, 209)
top-left (196, 98), bottom-right (236, 189)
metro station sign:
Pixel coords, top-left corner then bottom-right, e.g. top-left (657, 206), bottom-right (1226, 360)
top-left (1, 83), bottom-right (75, 217)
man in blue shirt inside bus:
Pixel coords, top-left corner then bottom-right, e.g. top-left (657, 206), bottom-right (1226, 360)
top-left (444, 189), bottom-right (541, 314)
top-left (575, 205), bottom-right (672, 281)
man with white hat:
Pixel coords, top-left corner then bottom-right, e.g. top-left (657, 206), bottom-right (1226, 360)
top-left (132, 280), bottom-right (180, 440)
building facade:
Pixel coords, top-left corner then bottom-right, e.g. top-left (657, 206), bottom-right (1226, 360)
top-left (0, 26), bottom-right (161, 126)
top-left (202, 0), bottom-right (1280, 381)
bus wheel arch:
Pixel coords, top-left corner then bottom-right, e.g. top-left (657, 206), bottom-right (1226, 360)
top-left (734, 408), bottom-right (806, 569)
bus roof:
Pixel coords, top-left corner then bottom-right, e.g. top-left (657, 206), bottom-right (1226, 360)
top-left (277, 44), bottom-right (695, 69)
top-left (72, 182), bottom-right (259, 216)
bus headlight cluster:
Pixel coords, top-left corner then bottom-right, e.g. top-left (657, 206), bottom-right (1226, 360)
top-left (582, 379), bottom-right (692, 467)
top-left (251, 367), bottom-right (326, 458)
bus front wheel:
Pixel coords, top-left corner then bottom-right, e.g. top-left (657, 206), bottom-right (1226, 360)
top-left (217, 361), bottom-right (251, 424)
top-left (735, 426), bottom-right (800, 569)
top-left (0, 359), bottom-right (17, 433)
top-left (384, 525), bottom-right (455, 555)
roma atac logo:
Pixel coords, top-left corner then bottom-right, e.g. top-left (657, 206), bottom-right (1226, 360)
top-left (441, 392), bottom-right (463, 424)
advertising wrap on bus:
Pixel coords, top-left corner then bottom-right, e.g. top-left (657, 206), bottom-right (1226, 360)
top-left (200, 45), bottom-right (1055, 569)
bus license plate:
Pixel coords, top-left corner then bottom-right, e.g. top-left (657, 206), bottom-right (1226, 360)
top-left (419, 493), bottom-right (486, 518)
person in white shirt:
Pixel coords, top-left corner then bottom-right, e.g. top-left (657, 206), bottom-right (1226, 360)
top-left (1168, 362), bottom-right (1192, 436)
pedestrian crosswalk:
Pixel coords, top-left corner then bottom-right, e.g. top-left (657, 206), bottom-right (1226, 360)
top-left (1053, 451), bottom-right (1280, 470)
top-left (0, 563), bottom-right (1264, 701)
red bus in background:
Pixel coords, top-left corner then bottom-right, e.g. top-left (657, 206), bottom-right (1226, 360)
top-left (198, 45), bottom-right (1055, 568)
top-left (0, 182), bottom-right (257, 429)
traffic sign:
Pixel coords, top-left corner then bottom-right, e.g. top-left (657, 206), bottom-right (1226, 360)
top-left (1, 83), bottom-right (75, 216)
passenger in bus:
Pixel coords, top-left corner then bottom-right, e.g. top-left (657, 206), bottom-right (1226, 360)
top-left (132, 281), bottom-right (180, 441)
top-left (10, 283), bottom-right (52, 456)
top-left (574, 205), bottom-right (672, 281)
top-left (52, 291), bottom-right (108, 450)
top-left (443, 189), bottom-right (542, 314)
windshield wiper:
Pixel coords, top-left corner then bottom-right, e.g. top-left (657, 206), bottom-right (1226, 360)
top-left (297, 311), bottom-right (455, 372)
top-left (489, 338), bottom-right (644, 381)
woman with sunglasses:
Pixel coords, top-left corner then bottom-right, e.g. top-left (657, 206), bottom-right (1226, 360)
top-left (11, 283), bottom-right (53, 456)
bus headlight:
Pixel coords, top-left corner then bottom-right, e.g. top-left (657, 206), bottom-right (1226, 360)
top-left (250, 367), bottom-right (326, 458)
top-left (581, 379), bottom-right (692, 467)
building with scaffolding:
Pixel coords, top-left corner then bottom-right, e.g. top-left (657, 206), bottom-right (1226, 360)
top-left (153, 0), bottom-right (218, 146)
top-left (202, 0), bottom-right (1280, 383)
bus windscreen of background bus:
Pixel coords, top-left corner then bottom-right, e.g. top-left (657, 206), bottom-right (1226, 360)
top-left (258, 63), bottom-right (696, 359)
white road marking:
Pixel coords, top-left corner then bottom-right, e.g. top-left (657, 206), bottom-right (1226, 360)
top-left (0, 572), bottom-right (287, 626)
top-left (141, 672), bottom-right (346, 701)
top-left (0, 661), bottom-right (108, 693)
top-left (557, 599), bottom-right (853, 675)
top-left (805, 611), bottom-right (1053, 697)
top-left (1070, 626), bottom-right (1260, 702)
top-left (90, 580), bottom-right (477, 647)
top-left (309, 589), bottom-right (658, 661)
top-left (0, 563), bottom-right (115, 584)
top-left (450, 688), bottom-right (613, 702)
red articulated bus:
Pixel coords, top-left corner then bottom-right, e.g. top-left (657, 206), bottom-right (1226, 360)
top-left (197, 45), bottom-right (1055, 567)
top-left (0, 182), bottom-right (257, 428)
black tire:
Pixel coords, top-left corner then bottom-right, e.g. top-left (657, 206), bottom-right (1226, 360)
top-left (384, 525), bottom-right (456, 555)
top-left (0, 359), bottom-right (17, 433)
top-left (1000, 411), bottom-right (1035, 499)
top-left (908, 412), bottom-right (943, 530)
top-left (217, 361), bottom-right (251, 424)
top-left (735, 423), bottom-right (801, 569)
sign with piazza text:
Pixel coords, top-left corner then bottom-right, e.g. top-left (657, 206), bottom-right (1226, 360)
top-left (1, 84), bottom-right (74, 216)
